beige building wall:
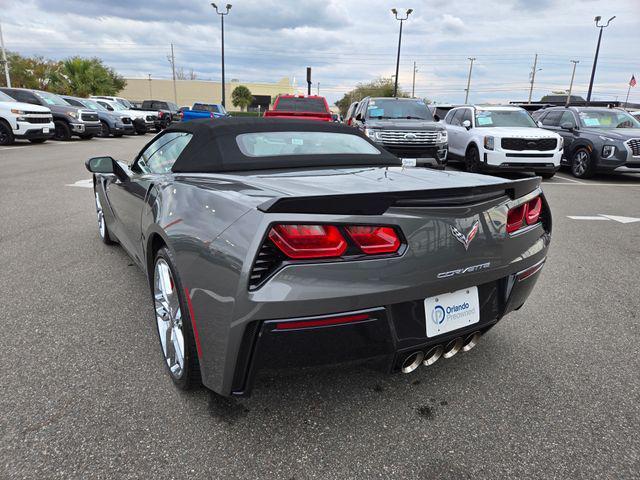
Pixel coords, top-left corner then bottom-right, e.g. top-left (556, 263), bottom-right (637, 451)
top-left (118, 77), bottom-right (297, 111)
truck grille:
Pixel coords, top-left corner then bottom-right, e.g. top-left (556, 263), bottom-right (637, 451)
top-left (25, 116), bottom-right (52, 124)
top-left (378, 130), bottom-right (439, 146)
top-left (501, 138), bottom-right (557, 151)
top-left (80, 112), bottom-right (99, 122)
top-left (121, 117), bottom-right (132, 124)
top-left (626, 138), bottom-right (640, 156)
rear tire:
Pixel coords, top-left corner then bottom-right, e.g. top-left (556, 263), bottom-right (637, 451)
top-left (53, 121), bottom-right (72, 141)
top-left (571, 147), bottom-right (595, 179)
top-left (29, 138), bottom-right (47, 144)
top-left (465, 146), bottom-right (482, 173)
top-left (0, 121), bottom-right (15, 146)
top-left (152, 247), bottom-right (201, 390)
top-left (94, 190), bottom-right (116, 245)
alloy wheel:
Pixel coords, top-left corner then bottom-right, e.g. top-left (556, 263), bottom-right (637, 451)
top-left (0, 125), bottom-right (11, 145)
top-left (94, 192), bottom-right (105, 238)
top-left (154, 259), bottom-right (185, 379)
top-left (572, 150), bottom-right (589, 177)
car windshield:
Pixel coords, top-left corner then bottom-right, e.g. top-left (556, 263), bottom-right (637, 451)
top-left (577, 109), bottom-right (640, 129)
top-left (236, 131), bottom-right (381, 157)
top-left (79, 99), bottom-right (106, 111)
top-left (34, 91), bottom-right (70, 106)
top-left (193, 103), bottom-right (220, 113)
top-left (106, 102), bottom-right (126, 112)
top-left (0, 91), bottom-right (15, 102)
top-left (474, 109), bottom-right (537, 127)
top-left (116, 98), bottom-right (133, 109)
top-left (366, 99), bottom-right (433, 120)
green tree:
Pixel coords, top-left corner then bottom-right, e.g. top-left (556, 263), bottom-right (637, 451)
top-left (231, 85), bottom-right (253, 111)
top-left (1, 52), bottom-right (125, 96)
top-left (335, 78), bottom-right (409, 116)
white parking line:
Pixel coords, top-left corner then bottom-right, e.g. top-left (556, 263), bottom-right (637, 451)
top-left (554, 174), bottom-right (585, 184)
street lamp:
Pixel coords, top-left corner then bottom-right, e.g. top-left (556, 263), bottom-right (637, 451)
top-left (586, 15), bottom-right (615, 103)
top-left (211, 3), bottom-right (232, 108)
top-left (391, 8), bottom-right (413, 97)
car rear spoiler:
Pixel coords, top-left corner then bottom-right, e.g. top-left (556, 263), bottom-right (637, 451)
top-left (257, 176), bottom-right (541, 215)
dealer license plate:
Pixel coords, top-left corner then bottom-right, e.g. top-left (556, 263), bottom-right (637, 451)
top-left (43, 128), bottom-right (50, 133)
top-left (425, 286), bottom-right (480, 338)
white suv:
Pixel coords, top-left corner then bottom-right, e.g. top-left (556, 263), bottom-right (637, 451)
top-left (0, 90), bottom-right (54, 145)
top-left (444, 105), bottom-right (562, 178)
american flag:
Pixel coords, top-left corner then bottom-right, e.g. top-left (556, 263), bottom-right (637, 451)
top-left (631, 75), bottom-right (637, 87)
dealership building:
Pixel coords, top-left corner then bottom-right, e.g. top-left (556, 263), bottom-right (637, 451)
top-left (118, 77), bottom-right (298, 111)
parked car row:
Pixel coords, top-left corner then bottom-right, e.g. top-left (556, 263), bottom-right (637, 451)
top-left (0, 88), bottom-right (178, 146)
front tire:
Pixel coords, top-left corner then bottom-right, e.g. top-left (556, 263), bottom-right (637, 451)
top-left (0, 121), bottom-right (15, 146)
top-left (571, 147), bottom-right (595, 179)
top-left (465, 146), bottom-right (482, 173)
top-left (152, 247), bottom-right (201, 390)
top-left (99, 121), bottom-right (111, 138)
top-left (53, 121), bottom-right (72, 141)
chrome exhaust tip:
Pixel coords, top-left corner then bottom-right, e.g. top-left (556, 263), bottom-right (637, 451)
top-left (442, 337), bottom-right (464, 359)
top-left (462, 331), bottom-right (482, 352)
top-left (401, 351), bottom-right (424, 374)
top-left (423, 345), bottom-right (444, 366)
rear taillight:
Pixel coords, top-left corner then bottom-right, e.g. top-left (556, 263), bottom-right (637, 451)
top-left (158, 111), bottom-right (164, 118)
top-left (179, 111), bottom-right (184, 120)
top-left (210, 112), bottom-right (215, 118)
top-left (267, 224), bottom-right (402, 259)
top-left (268, 225), bottom-right (347, 259)
top-left (507, 195), bottom-right (543, 234)
top-left (345, 226), bottom-right (400, 254)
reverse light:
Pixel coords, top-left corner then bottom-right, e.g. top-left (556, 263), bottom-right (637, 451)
top-left (346, 226), bottom-right (401, 254)
top-left (484, 135), bottom-right (495, 150)
top-left (268, 224), bottom-right (347, 259)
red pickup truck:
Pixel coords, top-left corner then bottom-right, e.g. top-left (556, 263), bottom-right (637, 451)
top-left (264, 94), bottom-right (332, 121)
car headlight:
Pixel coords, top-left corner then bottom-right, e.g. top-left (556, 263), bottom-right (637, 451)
top-left (484, 136), bottom-right (495, 150)
top-left (558, 136), bottom-right (564, 150)
top-left (438, 130), bottom-right (448, 143)
top-left (364, 128), bottom-right (378, 140)
top-left (11, 108), bottom-right (25, 115)
top-left (67, 111), bottom-right (78, 119)
top-left (602, 145), bottom-right (616, 158)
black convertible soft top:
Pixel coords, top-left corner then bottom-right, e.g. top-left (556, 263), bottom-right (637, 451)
top-left (166, 118), bottom-right (401, 173)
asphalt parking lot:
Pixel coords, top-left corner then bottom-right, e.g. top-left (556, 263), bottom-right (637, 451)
top-left (2, 137), bottom-right (639, 479)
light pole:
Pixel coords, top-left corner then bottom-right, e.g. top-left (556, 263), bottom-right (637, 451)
top-left (586, 15), bottom-right (615, 104)
top-left (0, 21), bottom-right (10, 88)
top-left (211, 3), bottom-right (232, 108)
top-left (411, 61), bottom-right (417, 98)
top-left (566, 60), bottom-right (579, 107)
top-left (527, 53), bottom-right (541, 104)
top-left (391, 8), bottom-right (413, 97)
top-left (464, 57), bottom-right (475, 104)
top-left (147, 73), bottom-right (152, 97)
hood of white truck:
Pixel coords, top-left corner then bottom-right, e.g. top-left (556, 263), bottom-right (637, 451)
top-left (0, 100), bottom-right (51, 113)
top-left (476, 127), bottom-right (560, 139)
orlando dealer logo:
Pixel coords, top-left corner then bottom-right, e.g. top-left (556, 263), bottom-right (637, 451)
top-left (432, 302), bottom-right (473, 325)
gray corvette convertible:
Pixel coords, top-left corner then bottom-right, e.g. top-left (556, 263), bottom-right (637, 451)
top-left (86, 118), bottom-right (551, 397)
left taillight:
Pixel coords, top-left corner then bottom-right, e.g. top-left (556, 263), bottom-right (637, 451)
top-left (268, 224), bottom-right (347, 259)
top-left (507, 195), bottom-right (543, 234)
top-left (267, 224), bottom-right (402, 259)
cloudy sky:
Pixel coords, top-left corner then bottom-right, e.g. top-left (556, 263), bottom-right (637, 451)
top-left (1, 0), bottom-right (638, 105)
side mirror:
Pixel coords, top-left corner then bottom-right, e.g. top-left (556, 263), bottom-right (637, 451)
top-left (462, 120), bottom-right (471, 129)
top-left (560, 122), bottom-right (574, 130)
top-left (85, 156), bottom-right (115, 173)
top-left (433, 114), bottom-right (440, 122)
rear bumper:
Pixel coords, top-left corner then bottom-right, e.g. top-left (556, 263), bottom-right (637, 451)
top-left (231, 259), bottom-right (545, 396)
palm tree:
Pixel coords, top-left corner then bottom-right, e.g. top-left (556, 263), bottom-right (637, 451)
top-left (231, 85), bottom-right (253, 111)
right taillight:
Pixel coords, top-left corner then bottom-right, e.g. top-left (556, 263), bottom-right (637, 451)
top-left (345, 226), bottom-right (400, 254)
top-left (507, 195), bottom-right (543, 234)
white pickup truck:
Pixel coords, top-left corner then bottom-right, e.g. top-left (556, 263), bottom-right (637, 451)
top-left (444, 105), bottom-right (563, 178)
top-left (0, 90), bottom-right (55, 145)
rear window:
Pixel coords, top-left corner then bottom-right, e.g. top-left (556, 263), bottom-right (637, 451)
top-left (236, 131), bottom-right (380, 157)
top-left (193, 103), bottom-right (220, 113)
top-left (274, 97), bottom-right (327, 113)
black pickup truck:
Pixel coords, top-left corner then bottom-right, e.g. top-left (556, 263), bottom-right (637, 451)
top-left (350, 97), bottom-right (449, 169)
top-left (141, 100), bottom-right (179, 129)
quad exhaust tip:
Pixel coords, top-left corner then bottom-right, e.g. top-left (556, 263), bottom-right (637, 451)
top-left (462, 331), bottom-right (482, 352)
top-left (423, 345), bottom-right (444, 366)
top-left (442, 337), bottom-right (464, 359)
top-left (401, 351), bottom-right (424, 374)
